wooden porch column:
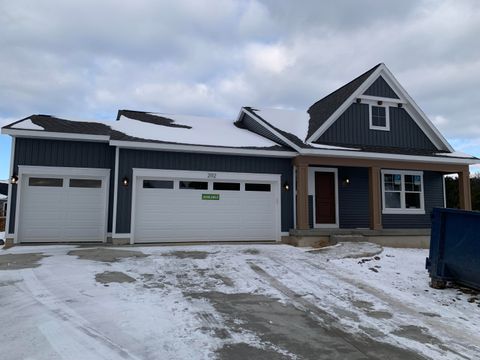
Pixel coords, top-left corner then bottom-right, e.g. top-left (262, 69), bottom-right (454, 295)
top-left (368, 166), bottom-right (382, 230)
top-left (296, 163), bottom-right (309, 230)
top-left (458, 167), bottom-right (472, 210)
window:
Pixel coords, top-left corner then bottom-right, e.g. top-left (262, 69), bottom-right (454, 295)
top-left (382, 171), bottom-right (424, 213)
top-left (179, 181), bottom-right (208, 190)
top-left (245, 183), bottom-right (271, 192)
top-left (143, 180), bottom-right (173, 189)
top-left (69, 179), bottom-right (102, 188)
top-left (213, 182), bottom-right (240, 191)
top-left (369, 105), bottom-right (390, 131)
top-left (29, 177), bottom-right (63, 187)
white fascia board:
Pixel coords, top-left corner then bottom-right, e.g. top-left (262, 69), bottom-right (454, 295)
top-left (298, 147), bottom-right (478, 165)
top-left (240, 108), bottom-right (303, 152)
top-left (109, 140), bottom-right (298, 158)
top-left (306, 64), bottom-right (454, 152)
top-left (1, 128), bottom-right (110, 142)
top-left (380, 65), bottom-right (454, 152)
top-left (306, 66), bottom-right (384, 143)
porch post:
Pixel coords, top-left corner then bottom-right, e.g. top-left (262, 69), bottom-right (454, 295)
top-left (458, 167), bottom-right (472, 210)
top-left (368, 166), bottom-right (382, 230)
top-left (296, 163), bottom-right (309, 230)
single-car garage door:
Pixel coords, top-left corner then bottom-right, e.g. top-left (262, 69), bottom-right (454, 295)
top-left (17, 167), bottom-right (110, 243)
top-left (132, 170), bottom-right (280, 243)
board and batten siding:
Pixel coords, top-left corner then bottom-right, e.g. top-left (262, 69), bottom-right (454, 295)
top-left (363, 76), bottom-right (399, 99)
top-left (382, 171), bottom-right (445, 229)
top-left (8, 138), bottom-right (115, 234)
top-left (115, 149), bottom-right (294, 234)
top-left (316, 103), bottom-right (437, 151)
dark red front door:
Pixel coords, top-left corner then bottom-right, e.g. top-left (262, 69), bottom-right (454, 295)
top-left (315, 172), bottom-right (336, 224)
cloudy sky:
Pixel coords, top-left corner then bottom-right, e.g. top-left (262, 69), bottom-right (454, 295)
top-left (1, 0), bottom-right (480, 178)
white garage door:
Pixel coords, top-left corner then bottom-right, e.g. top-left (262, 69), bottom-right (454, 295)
top-left (133, 170), bottom-right (280, 243)
top-left (17, 168), bottom-right (109, 243)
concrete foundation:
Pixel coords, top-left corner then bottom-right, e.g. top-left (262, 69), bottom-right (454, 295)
top-left (111, 237), bottom-right (131, 246)
top-left (3, 238), bottom-right (15, 249)
top-left (287, 229), bottom-right (431, 249)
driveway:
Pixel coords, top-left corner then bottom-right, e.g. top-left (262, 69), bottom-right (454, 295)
top-left (0, 243), bottom-right (479, 359)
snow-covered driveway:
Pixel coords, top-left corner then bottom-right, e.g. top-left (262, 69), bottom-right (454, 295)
top-left (0, 243), bottom-right (479, 360)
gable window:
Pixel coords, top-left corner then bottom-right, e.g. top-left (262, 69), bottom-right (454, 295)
top-left (381, 170), bottom-right (424, 214)
top-left (369, 105), bottom-right (390, 131)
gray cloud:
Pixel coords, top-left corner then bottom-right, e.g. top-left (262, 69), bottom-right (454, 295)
top-left (0, 0), bottom-right (479, 149)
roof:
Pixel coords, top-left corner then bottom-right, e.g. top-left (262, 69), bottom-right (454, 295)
top-left (2, 112), bottom-right (291, 152)
top-left (307, 64), bottom-right (382, 139)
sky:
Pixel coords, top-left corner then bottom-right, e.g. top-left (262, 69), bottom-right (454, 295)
top-left (1, 0), bottom-right (480, 179)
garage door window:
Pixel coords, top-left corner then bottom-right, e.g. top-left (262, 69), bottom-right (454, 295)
top-left (143, 180), bottom-right (174, 189)
top-left (213, 182), bottom-right (240, 191)
top-left (29, 177), bottom-right (63, 187)
top-left (69, 179), bottom-right (102, 188)
top-left (245, 183), bottom-right (271, 192)
top-left (180, 181), bottom-right (208, 190)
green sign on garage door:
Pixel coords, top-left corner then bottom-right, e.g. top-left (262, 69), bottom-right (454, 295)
top-left (202, 194), bottom-right (220, 200)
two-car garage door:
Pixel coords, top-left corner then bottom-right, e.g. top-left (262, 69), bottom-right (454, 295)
top-left (133, 170), bottom-right (280, 243)
top-left (17, 167), bottom-right (109, 243)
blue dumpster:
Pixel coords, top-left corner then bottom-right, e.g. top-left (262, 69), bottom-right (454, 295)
top-left (426, 207), bottom-right (480, 290)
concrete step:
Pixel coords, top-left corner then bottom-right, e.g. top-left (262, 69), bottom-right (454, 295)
top-left (330, 234), bottom-right (366, 244)
top-left (282, 235), bottom-right (333, 248)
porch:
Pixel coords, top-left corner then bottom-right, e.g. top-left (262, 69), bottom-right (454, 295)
top-left (292, 155), bottom-right (471, 246)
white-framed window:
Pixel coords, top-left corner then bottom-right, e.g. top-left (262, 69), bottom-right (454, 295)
top-left (369, 104), bottom-right (390, 131)
top-left (381, 170), bottom-right (425, 214)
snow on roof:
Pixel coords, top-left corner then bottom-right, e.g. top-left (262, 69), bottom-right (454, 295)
top-left (11, 119), bottom-right (44, 131)
top-left (112, 113), bottom-right (279, 148)
top-left (0, 194), bottom-right (7, 200)
top-left (306, 143), bottom-right (360, 151)
top-left (250, 108), bottom-right (310, 141)
top-left (435, 151), bottom-right (476, 159)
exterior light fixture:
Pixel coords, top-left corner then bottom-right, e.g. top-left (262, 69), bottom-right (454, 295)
top-left (122, 177), bottom-right (129, 187)
top-left (10, 175), bottom-right (18, 184)
top-left (342, 178), bottom-right (350, 186)
top-left (377, 100), bottom-right (383, 105)
top-left (283, 181), bottom-right (290, 192)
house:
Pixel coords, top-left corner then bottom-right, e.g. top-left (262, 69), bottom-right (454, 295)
top-left (1, 63), bottom-right (477, 246)
top-left (0, 181), bottom-right (7, 232)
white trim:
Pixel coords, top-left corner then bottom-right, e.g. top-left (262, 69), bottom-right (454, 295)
top-left (443, 175), bottom-right (447, 208)
top-left (308, 167), bottom-right (339, 228)
top-left (359, 94), bottom-right (404, 104)
top-left (14, 166), bottom-right (110, 243)
top-left (293, 165), bottom-right (297, 229)
top-left (110, 140), bottom-right (297, 158)
top-left (368, 104), bottom-right (390, 131)
top-left (381, 169), bottom-right (425, 214)
top-left (4, 137), bottom-right (15, 238)
top-left (241, 108), bottom-right (303, 152)
top-left (1, 128), bottom-right (110, 142)
top-left (112, 147), bottom-right (120, 237)
top-left (297, 147), bottom-right (478, 165)
top-left (130, 168), bottom-right (282, 243)
top-left (306, 64), bottom-right (454, 152)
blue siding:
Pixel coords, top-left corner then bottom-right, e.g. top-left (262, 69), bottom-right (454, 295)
top-left (9, 138), bottom-right (115, 233)
top-left (382, 171), bottom-right (444, 228)
top-left (116, 149), bottom-right (294, 233)
top-left (364, 76), bottom-right (399, 99)
top-left (316, 103), bottom-right (437, 150)
top-left (338, 167), bottom-right (370, 228)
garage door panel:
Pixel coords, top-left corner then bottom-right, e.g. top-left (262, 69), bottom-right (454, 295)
top-left (18, 173), bottom-right (107, 243)
top-left (134, 175), bottom-right (279, 243)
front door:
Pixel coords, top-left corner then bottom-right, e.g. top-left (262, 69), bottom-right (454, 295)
top-left (315, 172), bottom-right (336, 224)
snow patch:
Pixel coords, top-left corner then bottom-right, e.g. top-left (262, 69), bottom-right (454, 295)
top-left (11, 119), bottom-right (44, 131)
top-left (111, 113), bottom-right (278, 148)
top-left (436, 151), bottom-right (475, 159)
top-left (250, 107), bottom-right (310, 141)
